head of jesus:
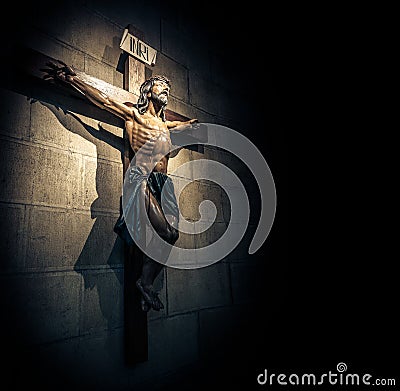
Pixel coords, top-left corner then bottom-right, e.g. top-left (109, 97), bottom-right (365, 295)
top-left (136, 75), bottom-right (171, 121)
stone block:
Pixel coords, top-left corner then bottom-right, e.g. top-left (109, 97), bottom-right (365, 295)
top-left (86, 0), bottom-right (162, 50)
top-left (194, 110), bottom-right (217, 124)
top-left (1, 273), bottom-right (82, 345)
top-left (30, 102), bottom-right (99, 159)
top-left (174, 231), bottom-right (196, 251)
top-left (204, 182), bottom-right (226, 223)
top-left (174, 178), bottom-right (226, 225)
top-left (65, 111), bottom-right (123, 163)
top-left (83, 156), bottom-right (99, 208)
top-left (24, 207), bottom-right (122, 272)
top-left (105, 235), bottom-right (125, 267)
top-left (188, 72), bottom-right (219, 115)
top-left (150, 53), bottom-right (188, 102)
top-left (84, 55), bottom-right (115, 86)
top-left (166, 95), bottom-right (216, 123)
top-left (176, 180), bottom-right (201, 222)
top-left (93, 120), bottom-right (124, 140)
top-left (0, 203), bottom-right (27, 272)
top-left (77, 114), bottom-right (123, 163)
top-left (202, 147), bottom-right (261, 225)
top-left (26, 206), bottom-right (66, 270)
top-left (213, 115), bottom-right (244, 133)
top-left (29, 7), bottom-right (83, 51)
top-left (0, 88), bottom-right (30, 140)
top-left (112, 68), bottom-right (124, 90)
top-left (33, 106), bottom-right (122, 167)
top-left (160, 19), bottom-right (188, 66)
top-left (80, 269), bottom-right (124, 334)
top-left (189, 149), bottom-right (206, 161)
top-left (167, 262), bottom-right (231, 314)
top-left (0, 140), bottom-right (37, 204)
top-left (167, 148), bottom-right (192, 178)
top-left (83, 157), bottom-right (122, 212)
top-left (72, 328), bottom-right (128, 390)
top-left (63, 210), bottom-right (96, 267)
top-left (72, 213), bottom-right (123, 270)
top-left (226, 224), bottom-right (257, 261)
top-left (31, 101), bottom-right (78, 151)
top-left (28, 29), bottom-right (85, 71)
top-left (161, 19), bottom-right (211, 78)
top-left (31, 6), bottom-right (123, 68)
top-left (195, 221), bottom-right (228, 249)
top-left (31, 146), bottom-right (83, 208)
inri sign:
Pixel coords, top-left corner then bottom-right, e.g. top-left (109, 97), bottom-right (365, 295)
top-left (119, 29), bottom-right (157, 66)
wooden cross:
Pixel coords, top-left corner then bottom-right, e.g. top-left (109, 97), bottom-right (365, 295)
top-left (6, 40), bottom-right (195, 366)
top-left (121, 25), bottom-right (194, 364)
top-left (121, 25), bottom-right (148, 366)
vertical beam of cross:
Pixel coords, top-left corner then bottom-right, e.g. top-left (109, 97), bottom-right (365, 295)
top-left (122, 25), bottom-right (147, 366)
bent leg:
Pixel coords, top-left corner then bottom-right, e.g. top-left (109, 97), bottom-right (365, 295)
top-left (137, 184), bottom-right (179, 311)
top-left (144, 184), bottom-right (179, 245)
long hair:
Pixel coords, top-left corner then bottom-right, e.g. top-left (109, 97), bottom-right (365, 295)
top-left (136, 75), bottom-right (171, 122)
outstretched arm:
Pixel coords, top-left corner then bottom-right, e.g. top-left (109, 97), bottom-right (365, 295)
top-left (43, 60), bottom-right (135, 121)
top-left (167, 119), bottom-right (200, 157)
top-left (166, 118), bottom-right (198, 130)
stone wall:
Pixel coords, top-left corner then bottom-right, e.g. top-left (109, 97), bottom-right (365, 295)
top-left (0, 1), bottom-right (284, 390)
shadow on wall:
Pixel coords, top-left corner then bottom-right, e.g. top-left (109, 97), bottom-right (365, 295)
top-left (40, 102), bottom-right (125, 335)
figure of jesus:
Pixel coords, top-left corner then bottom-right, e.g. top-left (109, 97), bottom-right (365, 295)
top-left (44, 61), bottom-right (197, 312)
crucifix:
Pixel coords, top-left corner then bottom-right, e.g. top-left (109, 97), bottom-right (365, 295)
top-left (118, 26), bottom-right (196, 364)
top-left (39, 26), bottom-right (197, 364)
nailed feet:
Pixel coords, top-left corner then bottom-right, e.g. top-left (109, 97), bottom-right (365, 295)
top-left (136, 278), bottom-right (164, 312)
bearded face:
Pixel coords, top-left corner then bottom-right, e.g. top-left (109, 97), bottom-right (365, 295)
top-left (152, 90), bottom-right (168, 105)
top-left (150, 80), bottom-right (170, 106)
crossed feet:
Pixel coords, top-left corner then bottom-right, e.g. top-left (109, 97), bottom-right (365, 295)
top-left (136, 278), bottom-right (164, 312)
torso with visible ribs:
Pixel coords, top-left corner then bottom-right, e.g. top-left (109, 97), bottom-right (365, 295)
top-left (126, 112), bottom-right (172, 174)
